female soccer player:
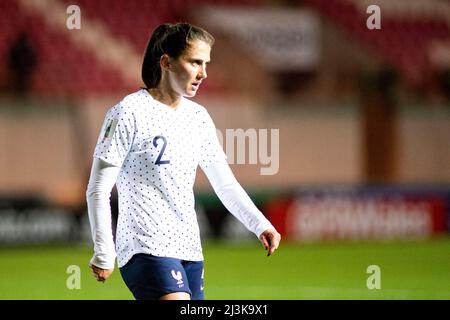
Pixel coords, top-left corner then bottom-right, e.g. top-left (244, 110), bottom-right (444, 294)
top-left (86, 22), bottom-right (281, 300)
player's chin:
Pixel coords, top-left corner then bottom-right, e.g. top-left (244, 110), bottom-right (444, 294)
top-left (184, 87), bottom-right (199, 97)
top-left (184, 90), bottom-right (197, 98)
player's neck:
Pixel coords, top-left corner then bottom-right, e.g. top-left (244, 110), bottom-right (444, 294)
top-left (147, 87), bottom-right (181, 109)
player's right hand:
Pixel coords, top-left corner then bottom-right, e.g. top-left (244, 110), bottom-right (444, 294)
top-left (90, 264), bottom-right (114, 282)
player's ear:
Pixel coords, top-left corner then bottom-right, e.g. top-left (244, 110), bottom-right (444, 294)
top-left (160, 54), bottom-right (171, 71)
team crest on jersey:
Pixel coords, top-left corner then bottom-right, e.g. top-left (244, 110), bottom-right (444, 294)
top-left (171, 270), bottom-right (184, 287)
top-left (101, 118), bottom-right (118, 142)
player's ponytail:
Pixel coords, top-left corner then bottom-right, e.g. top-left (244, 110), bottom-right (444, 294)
top-left (141, 22), bottom-right (215, 89)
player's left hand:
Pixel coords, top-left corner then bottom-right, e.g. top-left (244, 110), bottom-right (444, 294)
top-left (259, 229), bottom-right (281, 256)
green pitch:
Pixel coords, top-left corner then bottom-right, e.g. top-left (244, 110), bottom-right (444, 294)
top-left (1, 237), bottom-right (450, 300)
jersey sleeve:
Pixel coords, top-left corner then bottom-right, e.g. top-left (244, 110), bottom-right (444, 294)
top-left (202, 159), bottom-right (275, 238)
top-left (93, 103), bottom-right (135, 167)
top-left (86, 158), bottom-right (120, 269)
top-left (198, 108), bottom-right (227, 170)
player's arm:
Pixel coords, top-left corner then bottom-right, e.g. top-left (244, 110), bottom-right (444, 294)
top-left (202, 159), bottom-right (281, 256)
top-left (86, 157), bottom-right (121, 281)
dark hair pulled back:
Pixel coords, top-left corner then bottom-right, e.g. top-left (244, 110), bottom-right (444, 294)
top-left (141, 23), bottom-right (214, 89)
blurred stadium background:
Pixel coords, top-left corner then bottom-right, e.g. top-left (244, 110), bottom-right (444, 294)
top-left (1, 0), bottom-right (450, 300)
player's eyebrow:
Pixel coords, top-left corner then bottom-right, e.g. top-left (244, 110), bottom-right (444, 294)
top-left (191, 58), bottom-right (211, 64)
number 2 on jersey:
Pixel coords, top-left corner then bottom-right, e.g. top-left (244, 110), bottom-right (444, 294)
top-left (153, 135), bottom-right (170, 165)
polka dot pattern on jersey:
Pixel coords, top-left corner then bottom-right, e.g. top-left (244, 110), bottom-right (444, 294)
top-left (94, 89), bottom-right (226, 268)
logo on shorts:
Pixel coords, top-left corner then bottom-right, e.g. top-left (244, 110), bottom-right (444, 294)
top-left (171, 270), bottom-right (184, 287)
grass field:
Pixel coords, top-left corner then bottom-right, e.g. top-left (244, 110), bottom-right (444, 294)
top-left (1, 237), bottom-right (450, 300)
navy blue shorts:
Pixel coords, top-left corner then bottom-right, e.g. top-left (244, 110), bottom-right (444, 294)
top-left (119, 253), bottom-right (204, 300)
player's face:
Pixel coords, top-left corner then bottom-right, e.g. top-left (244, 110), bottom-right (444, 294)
top-left (168, 40), bottom-right (211, 98)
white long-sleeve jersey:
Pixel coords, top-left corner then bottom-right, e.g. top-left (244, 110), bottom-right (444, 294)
top-left (87, 89), bottom-right (274, 269)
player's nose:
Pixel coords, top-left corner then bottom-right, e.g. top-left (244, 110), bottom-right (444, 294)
top-left (198, 65), bottom-right (207, 80)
